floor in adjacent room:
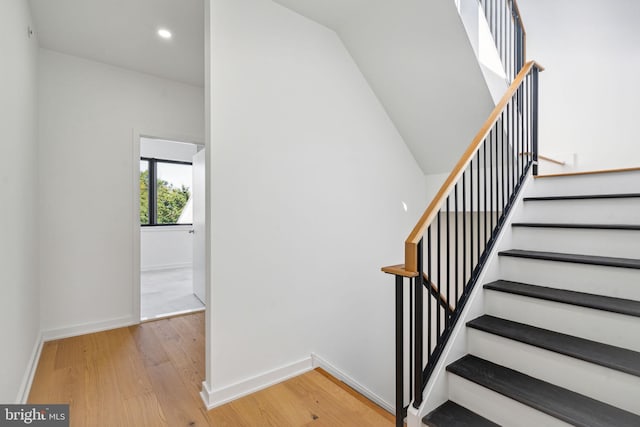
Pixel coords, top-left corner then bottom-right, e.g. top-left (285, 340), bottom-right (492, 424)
top-left (141, 267), bottom-right (204, 320)
top-left (28, 312), bottom-right (394, 427)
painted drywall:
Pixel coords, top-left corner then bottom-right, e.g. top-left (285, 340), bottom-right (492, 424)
top-left (518, 0), bottom-right (640, 171)
top-left (141, 227), bottom-right (193, 271)
top-left (335, 0), bottom-right (496, 175)
top-left (0, 0), bottom-right (40, 403)
top-left (206, 0), bottom-right (426, 408)
top-left (37, 49), bottom-right (204, 334)
top-left (140, 137), bottom-right (199, 163)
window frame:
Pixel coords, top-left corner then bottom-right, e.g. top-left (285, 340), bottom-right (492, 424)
top-left (140, 157), bottom-right (193, 227)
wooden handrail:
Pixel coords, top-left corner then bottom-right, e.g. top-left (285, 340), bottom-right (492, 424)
top-left (424, 273), bottom-right (455, 313)
top-left (381, 264), bottom-right (418, 278)
top-left (536, 166), bottom-right (640, 179)
top-left (380, 264), bottom-right (453, 311)
top-left (402, 60), bottom-right (543, 272)
top-left (519, 152), bottom-right (566, 166)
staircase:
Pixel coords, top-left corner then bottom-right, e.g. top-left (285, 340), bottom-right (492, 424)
top-left (422, 170), bottom-right (640, 426)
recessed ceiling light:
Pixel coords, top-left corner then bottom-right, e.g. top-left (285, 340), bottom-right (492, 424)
top-left (157, 29), bottom-right (172, 40)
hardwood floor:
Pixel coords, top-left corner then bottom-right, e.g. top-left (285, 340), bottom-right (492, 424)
top-left (28, 313), bottom-right (394, 426)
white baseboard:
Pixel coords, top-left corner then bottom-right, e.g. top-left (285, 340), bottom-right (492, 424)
top-left (42, 315), bottom-right (139, 342)
top-left (200, 357), bottom-right (313, 409)
top-left (311, 353), bottom-right (394, 414)
top-left (17, 332), bottom-right (44, 403)
top-left (140, 262), bottom-right (192, 272)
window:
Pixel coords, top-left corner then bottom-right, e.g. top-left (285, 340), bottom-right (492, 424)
top-left (140, 160), bottom-right (150, 225)
top-left (140, 158), bottom-right (192, 226)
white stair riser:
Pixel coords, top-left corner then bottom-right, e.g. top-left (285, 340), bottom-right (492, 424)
top-left (528, 172), bottom-right (640, 197)
top-left (511, 227), bottom-right (640, 259)
top-left (516, 199), bottom-right (640, 225)
top-left (485, 291), bottom-right (640, 352)
top-left (448, 374), bottom-right (572, 427)
top-left (499, 257), bottom-right (640, 301)
top-left (467, 328), bottom-right (640, 415)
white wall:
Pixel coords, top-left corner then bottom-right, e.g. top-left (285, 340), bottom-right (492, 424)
top-left (335, 0), bottom-right (495, 175)
top-left (140, 137), bottom-right (199, 162)
top-left (141, 227), bottom-right (193, 271)
top-left (206, 0), bottom-right (427, 409)
top-left (37, 49), bottom-right (204, 335)
top-left (0, 0), bottom-right (40, 403)
top-left (270, 0), bottom-right (497, 176)
top-left (518, 0), bottom-right (640, 171)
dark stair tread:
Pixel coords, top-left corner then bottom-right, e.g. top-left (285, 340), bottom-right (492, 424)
top-left (499, 249), bottom-right (640, 270)
top-left (447, 355), bottom-right (640, 427)
top-left (422, 401), bottom-right (499, 427)
top-left (512, 223), bottom-right (640, 231)
top-left (484, 280), bottom-right (640, 318)
top-left (524, 193), bottom-right (640, 201)
top-left (467, 315), bottom-right (640, 377)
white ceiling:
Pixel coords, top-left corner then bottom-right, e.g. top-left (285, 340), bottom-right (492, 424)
top-left (27, 0), bottom-right (368, 89)
top-left (272, 0), bottom-right (370, 32)
top-left (29, 0), bottom-right (205, 87)
top-left (27, 0), bottom-right (495, 174)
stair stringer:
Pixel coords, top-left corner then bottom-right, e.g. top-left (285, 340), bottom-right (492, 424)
top-left (412, 173), bottom-right (535, 426)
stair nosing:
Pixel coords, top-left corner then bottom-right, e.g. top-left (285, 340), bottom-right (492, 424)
top-left (447, 355), bottom-right (640, 427)
top-left (483, 279), bottom-right (640, 318)
top-left (524, 193), bottom-right (640, 202)
top-left (467, 315), bottom-right (640, 377)
top-left (422, 401), bottom-right (499, 427)
top-left (511, 223), bottom-right (640, 231)
top-left (498, 249), bottom-right (640, 270)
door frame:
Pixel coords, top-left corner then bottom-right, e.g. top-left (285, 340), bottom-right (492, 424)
top-left (131, 129), bottom-right (205, 322)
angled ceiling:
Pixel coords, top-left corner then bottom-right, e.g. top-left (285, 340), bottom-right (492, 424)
top-left (275, 0), bottom-right (495, 175)
top-left (29, 0), bottom-right (204, 87)
top-left (271, 0), bottom-right (370, 31)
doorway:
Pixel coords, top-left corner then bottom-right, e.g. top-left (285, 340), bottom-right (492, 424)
top-left (138, 136), bottom-right (206, 321)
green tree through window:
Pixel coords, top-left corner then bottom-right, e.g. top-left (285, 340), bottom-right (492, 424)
top-left (140, 168), bottom-right (150, 224)
top-left (156, 179), bottom-right (190, 224)
top-left (140, 162), bottom-right (192, 225)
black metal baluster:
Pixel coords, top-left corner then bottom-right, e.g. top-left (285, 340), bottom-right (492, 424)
top-left (477, 148), bottom-right (481, 268)
top-left (455, 184), bottom-right (459, 303)
top-left (511, 97), bottom-right (516, 193)
top-left (427, 227), bottom-right (432, 356)
top-left (506, 102), bottom-right (512, 200)
top-left (446, 196), bottom-right (450, 328)
top-left (508, 1), bottom-right (512, 79)
top-left (527, 75), bottom-right (532, 169)
top-left (516, 89), bottom-right (521, 179)
top-left (395, 274), bottom-right (404, 427)
top-left (502, 112), bottom-right (506, 213)
top-left (489, 127), bottom-right (494, 237)
top-left (532, 66), bottom-right (539, 176)
top-left (413, 240), bottom-right (424, 409)
top-left (436, 214), bottom-right (441, 340)
top-left (520, 85), bottom-right (525, 179)
top-left (483, 140), bottom-right (487, 252)
top-left (469, 160), bottom-right (473, 285)
top-left (462, 172), bottom-right (467, 289)
top-left (495, 122), bottom-right (499, 228)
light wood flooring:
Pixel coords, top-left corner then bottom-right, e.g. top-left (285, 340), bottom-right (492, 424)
top-left (28, 312), bottom-right (395, 426)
